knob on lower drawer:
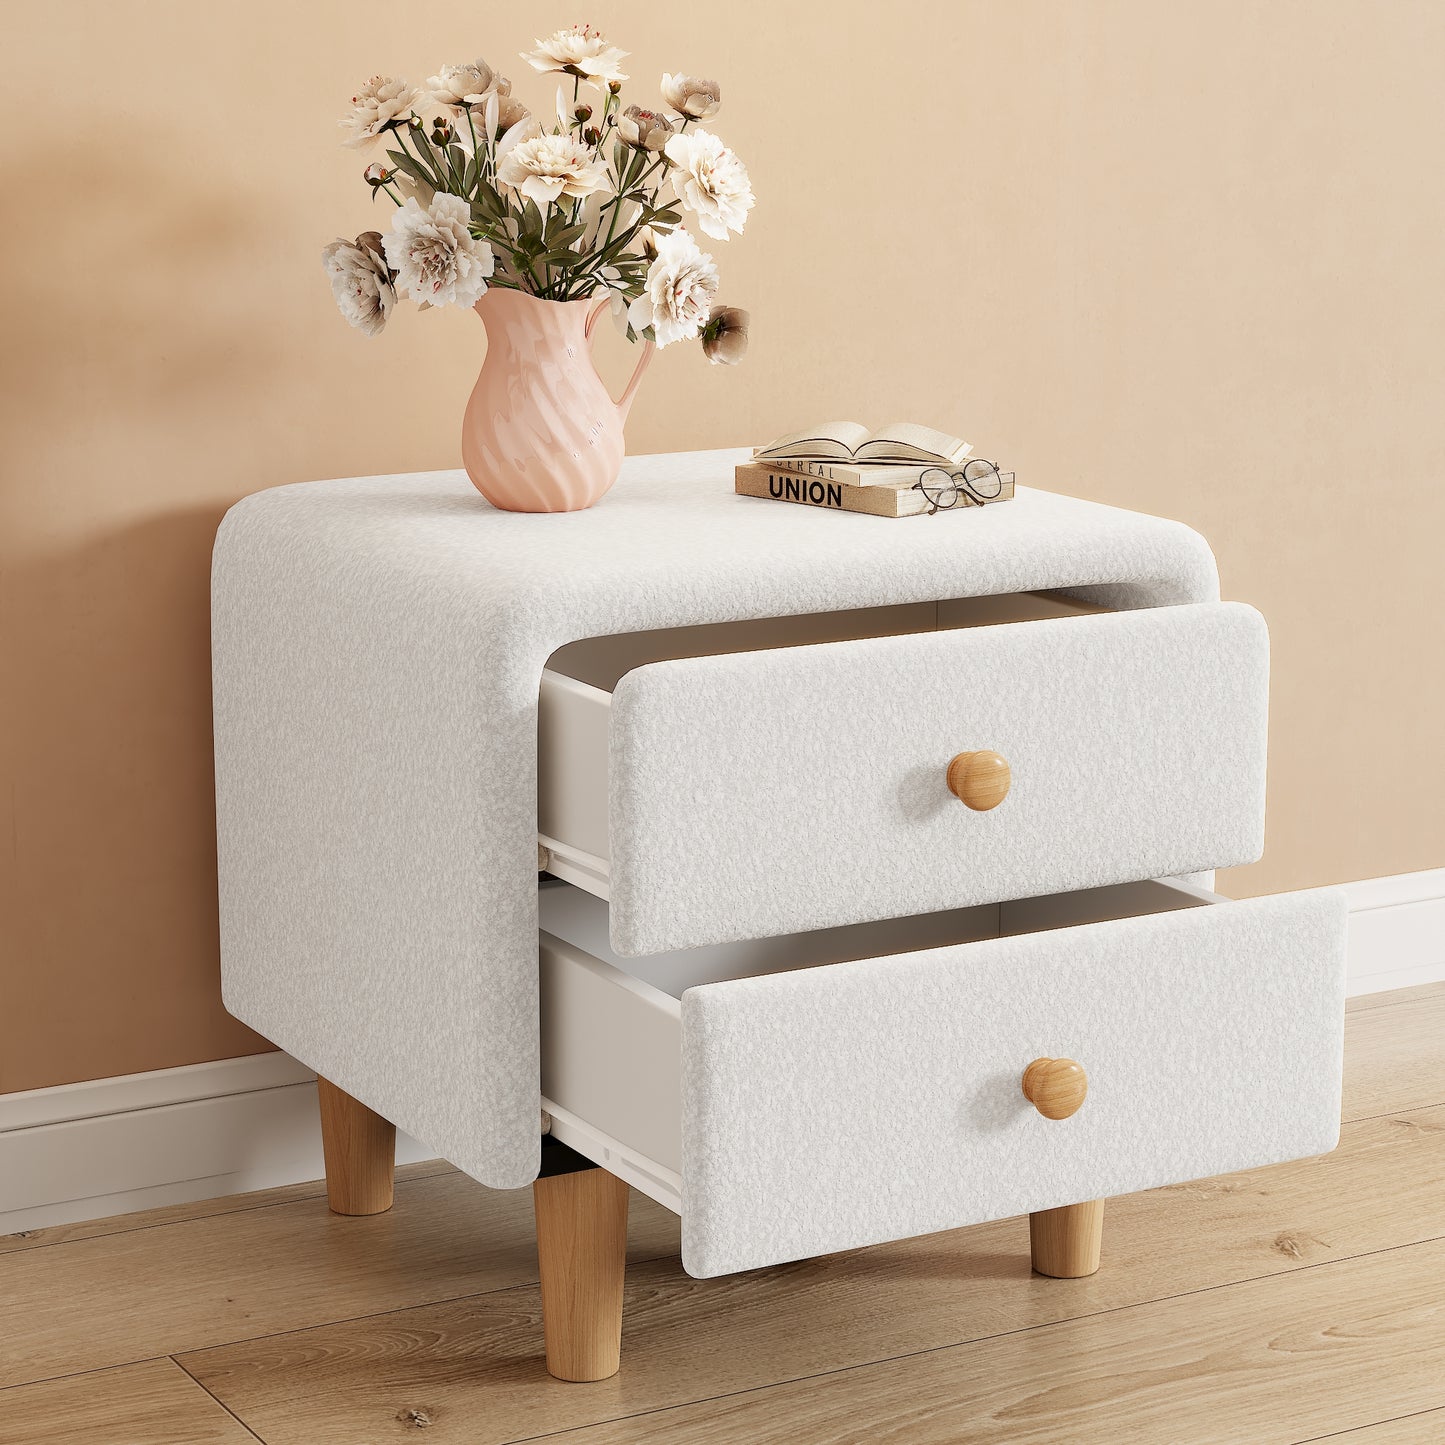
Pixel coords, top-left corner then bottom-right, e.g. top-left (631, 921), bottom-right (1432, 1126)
top-left (946, 750), bottom-right (1011, 810)
top-left (1022, 1057), bottom-right (1088, 1119)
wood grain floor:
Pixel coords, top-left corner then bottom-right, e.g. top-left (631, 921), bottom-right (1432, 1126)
top-left (3, 982), bottom-right (1443, 1444)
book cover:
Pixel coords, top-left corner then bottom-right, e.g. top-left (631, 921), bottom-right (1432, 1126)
top-left (735, 464), bottom-right (930, 517)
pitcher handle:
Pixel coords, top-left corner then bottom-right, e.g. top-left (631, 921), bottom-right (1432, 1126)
top-left (586, 296), bottom-right (655, 423)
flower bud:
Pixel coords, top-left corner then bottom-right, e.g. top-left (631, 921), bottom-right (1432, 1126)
top-left (363, 163), bottom-right (393, 188)
top-left (574, 103), bottom-right (593, 122)
top-left (608, 79), bottom-right (623, 95)
top-left (584, 125), bottom-right (602, 144)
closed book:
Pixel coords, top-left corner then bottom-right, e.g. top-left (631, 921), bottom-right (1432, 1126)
top-left (760, 456), bottom-right (944, 487)
top-left (735, 463), bottom-right (930, 518)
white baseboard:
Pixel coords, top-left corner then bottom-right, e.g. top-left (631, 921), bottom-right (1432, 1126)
top-left (0, 1052), bottom-right (431, 1236)
top-left (1340, 867), bottom-right (1445, 997)
top-left (2, 867), bottom-right (1440, 1235)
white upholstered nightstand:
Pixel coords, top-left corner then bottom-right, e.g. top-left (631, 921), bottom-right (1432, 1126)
top-left (212, 448), bottom-right (1347, 1381)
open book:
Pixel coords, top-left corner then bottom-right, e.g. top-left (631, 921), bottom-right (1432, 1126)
top-left (754, 421), bottom-right (972, 466)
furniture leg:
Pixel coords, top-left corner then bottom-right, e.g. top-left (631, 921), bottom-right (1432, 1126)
top-left (1030, 1198), bottom-right (1105, 1277)
top-left (317, 1076), bottom-right (396, 1215)
top-left (533, 1138), bottom-right (630, 1382)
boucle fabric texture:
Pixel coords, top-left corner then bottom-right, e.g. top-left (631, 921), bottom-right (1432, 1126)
top-left (212, 450), bottom-right (1223, 1189)
top-left (608, 601), bottom-right (1267, 954)
top-left (680, 887), bottom-right (1347, 1277)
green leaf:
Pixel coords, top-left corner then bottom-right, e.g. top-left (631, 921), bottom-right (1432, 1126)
top-left (386, 150), bottom-right (434, 189)
top-left (403, 132), bottom-right (442, 184)
top-left (518, 200), bottom-right (546, 247)
top-left (446, 144), bottom-right (469, 190)
top-left (548, 222), bottom-right (588, 247)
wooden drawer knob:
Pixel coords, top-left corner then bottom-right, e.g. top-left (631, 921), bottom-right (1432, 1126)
top-left (1022, 1057), bottom-right (1088, 1120)
top-left (946, 750), bottom-right (1011, 810)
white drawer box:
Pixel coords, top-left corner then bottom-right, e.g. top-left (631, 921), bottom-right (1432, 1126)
top-left (539, 594), bottom-right (1269, 955)
top-left (539, 877), bottom-right (1346, 1278)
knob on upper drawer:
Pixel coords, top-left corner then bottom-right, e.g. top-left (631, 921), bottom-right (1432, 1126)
top-left (946, 750), bottom-right (1011, 810)
top-left (1022, 1057), bottom-right (1088, 1119)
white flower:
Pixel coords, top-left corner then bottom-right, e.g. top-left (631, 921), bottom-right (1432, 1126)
top-left (494, 93), bottom-right (530, 132)
top-left (660, 73), bottom-right (721, 120)
top-left (428, 59), bottom-right (495, 110)
top-left (321, 234), bottom-right (395, 336)
top-left (663, 130), bottom-right (754, 240)
top-left (383, 194), bottom-right (494, 308)
top-left (617, 104), bottom-right (673, 151)
top-left (496, 113), bottom-right (542, 163)
top-left (340, 76), bottom-right (421, 149)
top-left (496, 131), bottom-right (609, 206)
top-left (627, 228), bottom-right (719, 346)
top-left (522, 25), bottom-right (628, 87)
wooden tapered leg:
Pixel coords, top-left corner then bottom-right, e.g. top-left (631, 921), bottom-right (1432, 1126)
top-left (533, 1153), bottom-right (630, 1382)
top-left (1030, 1198), bottom-right (1105, 1277)
top-left (317, 1076), bottom-right (395, 1216)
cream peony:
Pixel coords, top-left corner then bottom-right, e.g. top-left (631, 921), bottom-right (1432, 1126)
top-left (383, 194), bottom-right (494, 307)
top-left (494, 93), bottom-right (530, 132)
top-left (617, 104), bottom-right (673, 151)
top-left (522, 25), bottom-right (628, 86)
top-left (627, 228), bottom-right (719, 345)
top-left (428, 59), bottom-right (495, 110)
top-left (321, 233), bottom-right (396, 336)
top-left (663, 129), bottom-right (754, 240)
top-left (340, 76), bottom-right (421, 149)
top-left (496, 131), bottom-right (608, 205)
top-left (660, 73), bottom-right (721, 120)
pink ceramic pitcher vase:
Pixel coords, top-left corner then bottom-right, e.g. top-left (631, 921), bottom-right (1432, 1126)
top-left (462, 288), bottom-right (654, 512)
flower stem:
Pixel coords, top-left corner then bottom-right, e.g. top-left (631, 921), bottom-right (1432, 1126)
top-left (464, 107), bottom-right (482, 196)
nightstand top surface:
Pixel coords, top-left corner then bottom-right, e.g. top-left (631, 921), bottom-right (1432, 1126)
top-left (219, 448), bottom-right (1218, 626)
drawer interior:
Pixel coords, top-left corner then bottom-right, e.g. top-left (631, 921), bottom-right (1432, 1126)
top-left (544, 590), bottom-right (1110, 693)
top-left (540, 875), bottom-right (1213, 1002)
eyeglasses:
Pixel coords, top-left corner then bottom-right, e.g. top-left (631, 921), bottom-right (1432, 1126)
top-left (912, 460), bottom-right (1014, 514)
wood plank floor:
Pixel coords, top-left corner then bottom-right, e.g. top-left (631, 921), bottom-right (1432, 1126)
top-left (3, 981), bottom-right (1443, 1443)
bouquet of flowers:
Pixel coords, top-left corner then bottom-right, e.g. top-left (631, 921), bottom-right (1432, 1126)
top-left (322, 24), bottom-right (751, 364)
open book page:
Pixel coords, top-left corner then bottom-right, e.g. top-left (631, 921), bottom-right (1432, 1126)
top-left (755, 420), bottom-right (970, 464)
top-left (854, 422), bottom-right (972, 465)
top-left (753, 421), bottom-right (870, 460)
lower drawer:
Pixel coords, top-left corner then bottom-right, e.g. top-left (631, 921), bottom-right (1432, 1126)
top-left (539, 878), bottom-right (1346, 1278)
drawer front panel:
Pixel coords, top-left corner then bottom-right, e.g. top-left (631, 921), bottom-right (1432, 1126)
top-left (608, 602), bottom-right (1267, 955)
top-left (680, 888), bottom-right (1346, 1277)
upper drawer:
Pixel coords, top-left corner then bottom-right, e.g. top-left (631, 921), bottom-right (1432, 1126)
top-left (540, 597), bottom-right (1268, 955)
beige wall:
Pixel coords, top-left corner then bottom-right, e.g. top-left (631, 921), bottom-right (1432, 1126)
top-left (5, 2), bottom-right (1442, 1093)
